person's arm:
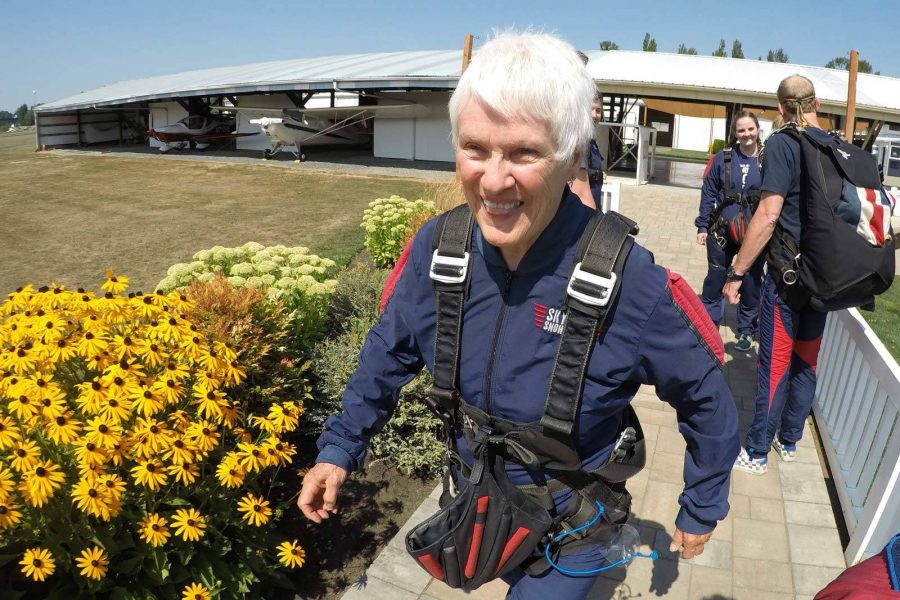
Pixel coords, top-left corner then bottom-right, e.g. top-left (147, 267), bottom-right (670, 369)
top-left (633, 272), bottom-right (739, 557)
top-left (695, 153), bottom-right (722, 245)
top-left (570, 168), bottom-right (596, 209)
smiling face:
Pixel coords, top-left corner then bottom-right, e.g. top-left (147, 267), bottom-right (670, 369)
top-left (734, 116), bottom-right (759, 151)
top-left (456, 100), bottom-right (577, 270)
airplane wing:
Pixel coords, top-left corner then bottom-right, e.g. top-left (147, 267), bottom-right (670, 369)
top-left (191, 131), bottom-right (260, 142)
top-left (212, 103), bottom-right (416, 116)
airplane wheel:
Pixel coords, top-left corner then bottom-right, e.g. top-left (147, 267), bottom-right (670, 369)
top-left (263, 149), bottom-right (272, 160)
top-left (299, 152), bottom-right (307, 162)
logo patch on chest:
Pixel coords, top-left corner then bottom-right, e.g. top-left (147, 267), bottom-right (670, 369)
top-left (534, 303), bottom-right (566, 334)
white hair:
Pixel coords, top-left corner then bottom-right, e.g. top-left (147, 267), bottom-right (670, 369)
top-left (448, 31), bottom-right (596, 164)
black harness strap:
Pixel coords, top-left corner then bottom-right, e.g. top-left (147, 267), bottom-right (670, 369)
top-left (722, 147), bottom-right (733, 195)
top-left (541, 212), bottom-right (635, 441)
top-left (427, 205), bottom-right (473, 420)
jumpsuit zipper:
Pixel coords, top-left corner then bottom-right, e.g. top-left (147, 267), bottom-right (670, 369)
top-left (483, 271), bottom-right (513, 416)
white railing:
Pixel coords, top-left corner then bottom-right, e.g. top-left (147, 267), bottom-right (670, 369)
top-left (814, 308), bottom-right (900, 564)
top-left (601, 180), bottom-right (621, 214)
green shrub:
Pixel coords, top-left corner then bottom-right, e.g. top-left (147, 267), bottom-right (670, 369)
top-left (709, 139), bottom-right (727, 155)
top-left (309, 263), bottom-right (445, 477)
top-left (157, 242), bottom-right (338, 350)
top-left (361, 196), bottom-right (437, 267)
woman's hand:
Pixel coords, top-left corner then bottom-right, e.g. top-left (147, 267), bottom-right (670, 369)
top-left (696, 232), bottom-right (707, 246)
top-left (297, 462), bottom-right (348, 523)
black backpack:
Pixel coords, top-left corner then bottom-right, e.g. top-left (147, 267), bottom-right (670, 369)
top-left (766, 124), bottom-right (896, 312)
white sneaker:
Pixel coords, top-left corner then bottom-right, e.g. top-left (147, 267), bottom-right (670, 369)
top-left (733, 447), bottom-right (768, 475)
top-left (772, 437), bottom-right (797, 462)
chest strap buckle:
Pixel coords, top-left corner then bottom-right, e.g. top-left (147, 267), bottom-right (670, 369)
top-left (567, 263), bottom-right (617, 307)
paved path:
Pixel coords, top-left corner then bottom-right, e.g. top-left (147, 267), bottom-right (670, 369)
top-left (340, 178), bottom-right (847, 600)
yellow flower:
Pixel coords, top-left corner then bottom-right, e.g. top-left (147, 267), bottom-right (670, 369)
top-left (85, 415), bottom-right (123, 449)
top-left (0, 498), bottom-right (23, 529)
top-left (215, 455), bottom-right (245, 489)
top-left (237, 442), bottom-right (266, 473)
top-left (152, 376), bottom-right (185, 405)
top-left (20, 547), bottom-right (55, 581)
top-left (101, 268), bottom-right (129, 294)
top-left (237, 493), bottom-right (272, 527)
top-left (166, 461), bottom-right (199, 486)
top-left (10, 439), bottom-right (41, 473)
top-left (76, 379), bottom-right (108, 414)
top-left (276, 539), bottom-right (306, 569)
top-left (139, 513), bottom-right (171, 547)
top-left (0, 414), bottom-right (23, 449)
top-left (75, 546), bottom-right (109, 580)
top-left (71, 478), bottom-right (113, 520)
top-left (99, 474), bottom-right (126, 502)
top-left (47, 337), bottom-right (77, 362)
top-left (171, 508), bottom-right (206, 542)
top-left (181, 582), bottom-right (210, 600)
top-left (22, 460), bottom-right (65, 507)
top-left (130, 384), bottom-right (165, 417)
top-left (185, 421), bottom-right (219, 453)
top-left (44, 411), bottom-right (82, 444)
top-left (131, 417), bottom-right (175, 458)
top-left (132, 337), bottom-right (166, 368)
top-left (7, 392), bottom-right (39, 421)
top-left (130, 459), bottom-right (167, 491)
top-left (0, 466), bottom-right (16, 501)
top-left (76, 332), bottom-right (109, 360)
top-left (262, 437), bottom-right (296, 467)
top-left (7, 345), bottom-right (37, 375)
top-left (73, 439), bottom-right (108, 467)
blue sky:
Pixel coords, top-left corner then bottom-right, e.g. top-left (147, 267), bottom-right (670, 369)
top-left (3, 0), bottom-right (898, 113)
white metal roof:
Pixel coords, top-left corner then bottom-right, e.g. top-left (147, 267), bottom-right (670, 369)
top-left (37, 49), bottom-right (900, 122)
top-left (585, 50), bottom-right (900, 121)
top-left (36, 51), bottom-right (463, 113)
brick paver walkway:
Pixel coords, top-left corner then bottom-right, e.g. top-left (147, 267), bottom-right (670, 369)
top-left (341, 172), bottom-right (847, 600)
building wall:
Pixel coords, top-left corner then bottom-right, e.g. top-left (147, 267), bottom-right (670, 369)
top-left (148, 102), bottom-right (188, 150)
top-left (374, 92), bottom-right (453, 162)
top-left (673, 115), bottom-right (726, 152)
top-left (37, 110), bottom-right (132, 147)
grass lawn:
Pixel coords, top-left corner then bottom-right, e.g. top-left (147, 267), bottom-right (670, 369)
top-left (654, 146), bottom-right (711, 162)
top-left (861, 276), bottom-right (900, 361)
top-left (0, 139), bottom-right (433, 295)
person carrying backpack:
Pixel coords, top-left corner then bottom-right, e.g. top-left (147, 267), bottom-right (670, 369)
top-left (299, 32), bottom-right (739, 599)
top-left (724, 75), bottom-right (827, 475)
top-left (695, 111), bottom-right (764, 351)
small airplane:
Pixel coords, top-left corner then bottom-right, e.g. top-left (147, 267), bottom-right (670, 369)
top-left (147, 114), bottom-right (255, 153)
top-left (213, 100), bottom-right (418, 161)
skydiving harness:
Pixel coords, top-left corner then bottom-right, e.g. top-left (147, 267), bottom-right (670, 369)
top-left (404, 206), bottom-right (650, 591)
top-left (707, 147), bottom-right (761, 248)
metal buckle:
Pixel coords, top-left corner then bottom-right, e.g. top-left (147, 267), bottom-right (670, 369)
top-left (567, 262), bottom-right (617, 307)
top-left (429, 249), bottom-right (470, 284)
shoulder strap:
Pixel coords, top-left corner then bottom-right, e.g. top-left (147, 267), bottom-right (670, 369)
top-left (722, 147), bottom-right (733, 194)
top-left (540, 211), bottom-right (636, 440)
top-left (427, 205), bottom-right (474, 420)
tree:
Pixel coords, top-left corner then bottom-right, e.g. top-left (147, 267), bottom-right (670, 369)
top-left (642, 33), bottom-right (657, 52)
top-left (14, 103), bottom-right (34, 126)
top-left (677, 43), bottom-right (698, 55)
top-left (731, 39), bottom-right (744, 59)
top-left (767, 48), bottom-right (789, 63)
top-left (712, 39), bottom-right (727, 57)
top-left (825, 55), bottom-right (879, 75)
top-left (600, 40), bottom-right (619, 50)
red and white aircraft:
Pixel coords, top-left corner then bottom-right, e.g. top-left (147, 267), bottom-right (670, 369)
top-left (147, 115), bottom-right (255, 153)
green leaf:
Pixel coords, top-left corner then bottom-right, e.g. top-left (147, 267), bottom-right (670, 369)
top-left (0, 553), bottom-right (19, 568)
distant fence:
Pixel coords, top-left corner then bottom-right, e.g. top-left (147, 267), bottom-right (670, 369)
top-left (814, 308), bottom-right (900, 564)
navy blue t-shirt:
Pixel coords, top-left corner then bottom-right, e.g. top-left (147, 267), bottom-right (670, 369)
top-left (760, 126), bottom-right (832, 239)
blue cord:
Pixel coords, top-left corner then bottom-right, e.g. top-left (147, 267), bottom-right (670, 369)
top-left (544, 501), bottom-right (658, 576)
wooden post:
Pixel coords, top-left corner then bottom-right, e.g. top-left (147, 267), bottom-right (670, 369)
top-left (461, 34), bottom-right (473, 73)
top-left (845, 50), bottom-right (859, 142)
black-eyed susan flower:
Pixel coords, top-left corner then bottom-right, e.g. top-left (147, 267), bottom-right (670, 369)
top-left (262, 437), bottom-right (296, 467)
top-left (0, 498), bottom-right (23, 529)
top-left (45, 411), bottom-right (83, 445)
top-left (130, 459), bottom-right (167, 491)
top-left (0, 465), bottom-right (16, 501)
top-left (71, 478), bottom-right (113, 520)
top-left (22, 460), bottom-right (65, 507)
top-left (76, 379), bottom-right (108, 414)
top-left (77, 460), bottom-right (107, 482)
top-left (237, 442), bottom-right (266, 473)
top-left (185, 420), bottom-right (220, 453)
top-left (0, 414), bottom-right (23, 449)
top-left (76, 332), bottom-right (109, 360)
top-left (171, 508), bottom-right (206, 542)
top-left (130, 385), bottom-right (165, 417)
top-left (215, 455), bottom-right (245, 489)
top-left (276, 540), bottom-right (306, 569)
top-left (20, 547), bottom-right (55, 581)
top-left (84, 415), bottom-right (123, 449)
top-left (75, 546), bottom-right (108, 580)
top-left (181, 582), bottom-right (210, 600)
top-left (101, 269), bottom-right (129, 294)
top-left (161, 437), bottom-right (196, 465)
top-left (8, 345), bottom-right (37, 375)
top-left (218, 400), bottom-right (240, 428)
top-left (237, 493), bottom-right (272, 527)
top-left (73, 439), bottom-right (108, 467)
top-left (139, 513), bottom-right (171, 547)
top-left (131, 417), bottom-right (175, 457)
top-left (7, 393), bottom-right (39, 421)
top-left (38, 386), bottom-right (67, 420)
top-left (166, 461), bottom-right (199, 486)
top-left (132, 338), bottom-right (166, 368)
top-left (47, 337), bottom-right (77, 363)
top-left (152, 376), bottom-right (185, 405)
top-left (98, 474), bottom-right (126, 502)
top-left (97, 395), bottom-right (132, 424)
top-left (10, 439), bottom-right (41, 473)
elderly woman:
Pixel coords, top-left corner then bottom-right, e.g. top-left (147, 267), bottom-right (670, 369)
top-left (299, 32), bottom-right (738, 599)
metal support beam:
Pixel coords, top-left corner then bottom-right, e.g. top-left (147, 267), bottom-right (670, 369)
top-left (76, 110), bottom-right (82, 147)
top-left (286, 92), bottom-right (305, 108)
top-left (226, 95), bottom-right (239, 107)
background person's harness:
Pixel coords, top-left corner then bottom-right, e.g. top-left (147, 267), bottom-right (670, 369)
top-left (707, 148), bottom-right (760, 248)
top-left (405, 206), bottom-right (647, 590)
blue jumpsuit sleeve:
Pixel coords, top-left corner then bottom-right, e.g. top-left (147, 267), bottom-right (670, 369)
top-left (760, 134), bottom-right (796, 197)
top-left (315, 239), bottom-right (429, 472)
top-left (633, 288), bottom-right (740, 534)
top-left (695, 152), bottom-right (723, 232)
